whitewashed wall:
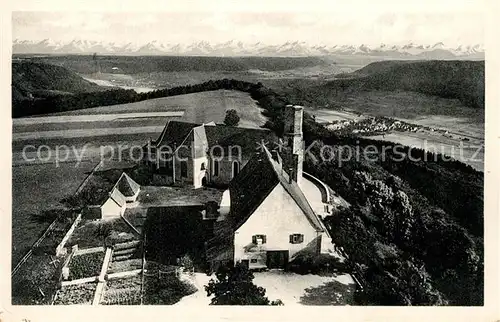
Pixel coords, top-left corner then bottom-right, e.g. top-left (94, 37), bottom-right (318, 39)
top-left (234, 184), bottom-right (321, 264)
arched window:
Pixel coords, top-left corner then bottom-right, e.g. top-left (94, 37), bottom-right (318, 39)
top-left (200, 162), bottom-right (206, 171)
top-left (232, 161), bottom-right (240, 179)
top-left (213, 160), bottom-right (220, 177)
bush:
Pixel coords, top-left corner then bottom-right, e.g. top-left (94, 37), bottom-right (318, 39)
top-left (223, 109), bottom-right (240, 126)
top-left (205, 263), bottom-right (283, 305)
top-left (144, 274), bottom-right (196, 305)
top-left (288, 253), bottom-right (348, 275)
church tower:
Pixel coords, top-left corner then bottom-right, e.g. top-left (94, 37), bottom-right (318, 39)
top-left (284, 104), bottom-right (304, 187)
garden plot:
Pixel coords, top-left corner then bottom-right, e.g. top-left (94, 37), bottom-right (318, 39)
top-left (107, 258), bottom-right (142, 274)
top-left (68, 251), bottom-right (105, 280)
top-left (66, 218), bottom-right (138, 249)
top-left (53, 282), bottom-right (97, 305)
top-left (101, 275), bottom-right (142, 305)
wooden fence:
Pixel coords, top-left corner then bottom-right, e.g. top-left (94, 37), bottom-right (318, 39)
top-left (55, 213), bottom-right (82, 256)
top-left (11, 217), bottom-right (60, 277)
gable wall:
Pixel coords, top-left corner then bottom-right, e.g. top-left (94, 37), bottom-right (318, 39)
top-left (234, 183), bottom-right (320, 264)
top-left (101, 198), bottom-right (124, 220)
top-left (208, 156), bottom-right (248, 187)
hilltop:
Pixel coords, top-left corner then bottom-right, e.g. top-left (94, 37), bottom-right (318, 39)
top-left (325, 60), bottom-right (485, 109)
top-left (12, 60), bottom-right (105, 102)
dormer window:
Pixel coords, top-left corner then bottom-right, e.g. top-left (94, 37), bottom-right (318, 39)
top-left (252, 234), bottom-right (267, 244)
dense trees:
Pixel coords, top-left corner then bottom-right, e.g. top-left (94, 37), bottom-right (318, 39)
top-left (295, 60), bottom-right (485, 109)
top-left (205, 263), bottom-right (283, 305)
top-left (244, 80), bottom-right (483, 305)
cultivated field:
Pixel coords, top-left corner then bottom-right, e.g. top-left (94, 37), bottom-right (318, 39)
top-left (46, 90), bottom-right (266, 128)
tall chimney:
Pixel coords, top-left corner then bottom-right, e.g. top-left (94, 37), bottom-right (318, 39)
top-left (284, 105), bottom-right (304, 187)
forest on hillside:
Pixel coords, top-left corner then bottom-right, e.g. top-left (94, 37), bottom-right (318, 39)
top-left (296, 60), bottom-right (485, 109)
top-left (16, 54), bottom-right (327, 74)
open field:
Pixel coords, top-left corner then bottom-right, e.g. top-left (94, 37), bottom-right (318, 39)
top-left (47, 90), bottom-right (266, 128)
top-left (13, 126), bottom-right (165, 141)
top-left (14, 112), bottom-right (184, 125)
top-left (305, 108), bottom-right (365, 123)
top-left (12, 161), bottom-right (96, 265)
top-left (367, 131), bottom-right (484, 171)
top-left (13, 117), bottom-right (171, 133)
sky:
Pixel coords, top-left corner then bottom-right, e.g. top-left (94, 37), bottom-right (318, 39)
top-left (11, 0), bottom-right (485, 47)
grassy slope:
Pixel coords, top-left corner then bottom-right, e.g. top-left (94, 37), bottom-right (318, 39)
top-left (11, 161), bottom-right (96, 265)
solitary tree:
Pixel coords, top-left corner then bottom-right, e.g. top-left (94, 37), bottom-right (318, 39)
top-left (205, 263), bottom-right (283, 305)
top-left (224, 109), bottom-right (240, 126)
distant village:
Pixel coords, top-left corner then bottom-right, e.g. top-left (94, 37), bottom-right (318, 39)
top-left (324, 115), bottom-right (472, 141)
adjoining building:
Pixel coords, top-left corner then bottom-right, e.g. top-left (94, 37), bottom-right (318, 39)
top-left (203, 105), bottom-right (338, 271)
top-left (83, 172), bottom-right (141, 220)
top-left (205, 144), bottom-right (336, 271)
top-left (142, 121), bottom-right (278, 188)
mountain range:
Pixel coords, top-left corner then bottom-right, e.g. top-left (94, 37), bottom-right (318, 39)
top-left (13, 39), bottom-right (485, 59)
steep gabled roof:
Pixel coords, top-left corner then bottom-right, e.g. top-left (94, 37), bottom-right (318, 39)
top-left (227, 151), bottom-right (280, 229)
top-left (204, 124), bottom-right (278, 156)
top-left (154, 121), bottom-right (276, 158)
top-left (154, 120), bottom-right (200, 149)
top-left (227, 146), bottom-right (324, 232)
top-left (115, 172), bottom-right (140, 197)
top-left (109, 187), bottom-right (126, 207)
top-left (264, 149), bottom-right (324, 231)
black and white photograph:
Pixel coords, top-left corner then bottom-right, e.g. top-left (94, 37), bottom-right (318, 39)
top-left (4, 0), bottom-right (497, 314)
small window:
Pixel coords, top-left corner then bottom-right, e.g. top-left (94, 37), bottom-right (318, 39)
top-left (213, 160), bottom-right (220, 177)
top-left (250, 258), bottom-right (258, 263)
top-left (289, 234), bottom-right (304, 244)
top-left (252, 234), bottom-right (267, 244)
top-left (200, 162), bottom-right (206, 170)
top-left (180, 160), bottom-right (188, 178)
